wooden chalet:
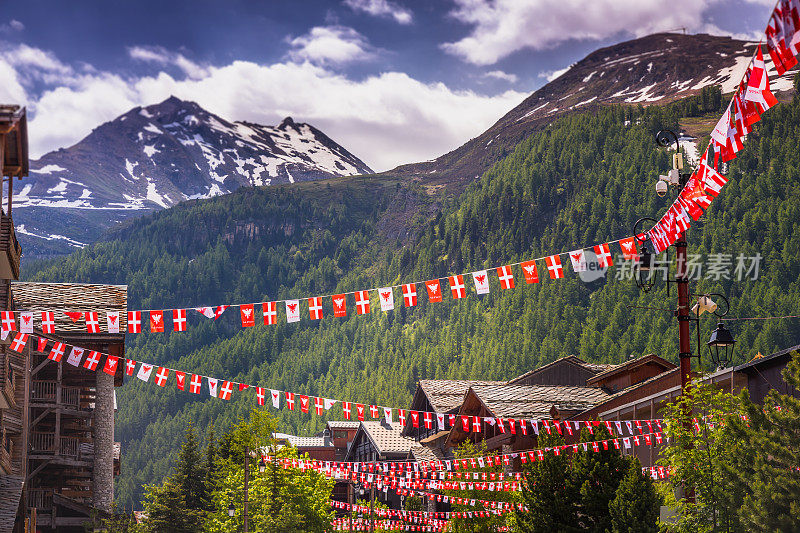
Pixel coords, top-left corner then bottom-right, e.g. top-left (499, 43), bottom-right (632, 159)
top-left (326, 420), bottom-right (360, 503)
top-left (0, 105), bottom-right (27, 533)
top-left (735, 345), bottom-right (800, 403)
top-left (506, 355), bottom-right (616, 387)
top-left (11, 282), bottom-right (126, 532)
top-left (445, 383), bottom-right (611, 452)
top-left (345, 419), bottom-right (414, 508)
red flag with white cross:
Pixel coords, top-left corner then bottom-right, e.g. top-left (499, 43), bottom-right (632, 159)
top-left (262, 302), bottom-right (277, 325)
top-left (173, 309), bottom-right (187, 331)
top-left (545, 255), bottom-right (563, 279)
top-left (1, 311), bottom-right (15, 332)
top-left (219, 381), bottom-right (233, 400)
top-left (496, 265), bottom-right (515, 289)
top-left (83, 351), bottom-right (101, 371)
top-left (308, 297), bottom-right (323, 320)
top-left (9, 333), bottom-right (27, 352)
top-left (593, 243), bottom-right (613, 268)
top-left (85, 312), bottom-right (100, 333)
top-left (41, 312), bottom-right (55, 334)
top-left (240, 304), bottom-right (255, 327)
top-left (256, 387), bottom-right (265, 406)
top-left (155, 367), bottom-right (170, 387)
top-left (401, 284), bottom-right (417, 307)
top-left (285, 392), bottom-right (295, 410)
top-left (48, 342), bottom-right (65, 362)
top-left (125, 359), bottom-right (136, 376)
top-left (343, 401), bottom-right (352, 419)
top-left (448, 275), bottom-right (466, 299)
top-left (355, 291), bottom-right (371, 315)
top-left (128, 311), bottom-right (142, 333)
top-left (189, 374), bottom-right (202, 394)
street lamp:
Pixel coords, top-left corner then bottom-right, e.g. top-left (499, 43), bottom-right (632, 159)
top-left (258, 457), bottom-right (266, 474)
top-left (228, 502), bottom-right (235, 518)
top-left (707, 322), bottom-right (736, 367)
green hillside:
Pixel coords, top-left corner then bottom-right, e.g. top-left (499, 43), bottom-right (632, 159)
top-left (24, 78), bottom-right (800, 509)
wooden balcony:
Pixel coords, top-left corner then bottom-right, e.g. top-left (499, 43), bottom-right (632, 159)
top-left (27, 488), bottom-right (53, 512)
top-left (0, 210), bottom-right (20, 280)
top-left (30, 432), bottom-right (82, 458)
top-left (31, 380), bottom-right (80, 408)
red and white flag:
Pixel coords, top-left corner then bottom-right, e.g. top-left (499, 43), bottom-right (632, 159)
top-left (256, 387), bottom-right (266, 406)
top-left (766, 2), bottom-right (800, 74)
top-left (354, 291), bottom-right (370, 315)
top-left (48, 342), bottom-right (66, 362)
top-left (85, 312), bottom-right (100, 333)
top-left (545, 255), bottom-right (563, 279)
top-left (618, 237), bottom-right (638, 261)
top-left (745, 45), bottom-right (779, 114)
top-left (370, 404), bottom-right (379, 418)
top-left (206, 378), bottom-right (219, 397)
top-left (472, 270), bottom-right (490, 294)
top-left (137, 363), bottom-right (154, 382)
top-left (37, 336), bottom-right (47, 352)
top-left (378, 288), bottom-right (394, 311)
top-left (41, 311), bottom-right (55, 334)
top-left (219, 381), bottom-right (233, 400)
top-left (83, 351), bottom-right (101, 371)
top-left (128, 311), bottom-right (142, 333)
top-left (270, 390), bottom-right (281, 408)
top-left (332, 294), bottom-right (347, 317)
top-left (425, 280), bottom-right (442, 302)
top-left (106, 311), bottom-right (120, 333)
top-left (125, 359), bottom-right (137, 376)
top-left (448, 275), bottom-right (466, 299)
top-left (150, 311), bottom-right (164, 333)
top-left (189, 374), bottom-right (202, 394)
top-left (262, 302), bottom-right (277, 325)
top-left (175, 371), bottom-right (186, 390)
top-left (285, 300), bottom-right (300, 323)
top-left (1, 311), bottom-right (15, 332)
top-left (9, 333), bottom-right (27, 352)
top-left (569, 249), bottom-right (587, 272)
top-left (155, 367), bottom-right (170, 387)
top-left (496, 265), bottom-right (515, 289)
top-left (103, 355), bottom-right (119, 376)
top-left (19, 312), bottom-right (33, 334)
top-left (240, 304), bottom-right (255, 327)
top-left (286, 392), bottom-right (295, 410)
top-left (398, 409), bottom-right (407, 426)
top-left (173, 309), bottom-right (187, 332)
top-left (520, 261), bottom-right (539, 284)
top-left (401, 284), bottom-right (417, 307)
top-left (308, 297), bottom-right (323, 320)
top-left (410, 411), bottom-right (419, 427)
top-left (343, 401), bottom-right (352, 419)
top-left (382, 407), bottom-right (392, 424)
top-left (314, 396), bottom-right (325, 415)
top-left (593, 243), bottom-right (613, 268)
top-left (356, 404), bottom-right (365, 421)
top-left (66, 347), bottom-right (84, 367)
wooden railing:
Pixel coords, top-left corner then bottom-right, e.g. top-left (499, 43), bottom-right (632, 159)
top-left (0, 439), bottom-right (11, 474)
top-left (30, 381), bottom-right (80, 408)
top-left (0, 210), bottom-right (20, 280)
top-left (30, 432), bottom-right (55, 453)
top-left (27, 488), bottom-right (53, 511)
top-left (60, 436), bottom-right (79, 458)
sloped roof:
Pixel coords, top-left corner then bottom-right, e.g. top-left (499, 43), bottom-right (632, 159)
top-left (585, 354), bottom-right (675, 385)
top-left (327, 420), bottom-right (360, 430)
top-left (359, 420), bottom-right (415, 455)
top-left (469, 384), bottom-right (611, 418)
top-left (0, 475), bottom-right (22, 533)
top-left (11, 282), bottom-right (127, 333)
top-left (409, 445), bottom-right (444, 463)
top-left (418, 380), bottom-right (504, 413)
top-left (736, 344), bottom-right (800, 372)
top-left (506, 355), bottom-right (616, 385)
top-left (274, 433), bottom-right (332, 448)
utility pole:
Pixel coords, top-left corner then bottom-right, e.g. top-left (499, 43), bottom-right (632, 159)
top-left (244, 446), bottom-right (250, 533)
top-left (676, 234), bottom-right (692, 393)
top-left (369, 484), bottom-right (375, 533)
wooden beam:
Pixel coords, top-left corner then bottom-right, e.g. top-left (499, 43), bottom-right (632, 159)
top-left (30, 408), bottom-right (53, 427)
top-left (26, 457), bottom-right (54, 481)
top-left (31, 358), bottom-right (51, 376)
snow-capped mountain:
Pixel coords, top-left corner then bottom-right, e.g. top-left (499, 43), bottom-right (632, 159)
top-left (392, 33), bottom-right (798, 186)
top-left (15, 96), bottom-right (373, 256)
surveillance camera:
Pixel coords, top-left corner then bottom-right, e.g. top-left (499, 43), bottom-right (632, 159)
top-left (655, 180), bottom-right (668, 197)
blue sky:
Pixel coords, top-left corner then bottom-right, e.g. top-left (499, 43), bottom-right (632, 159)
top-left (0, 0), bottom-right (775, 170)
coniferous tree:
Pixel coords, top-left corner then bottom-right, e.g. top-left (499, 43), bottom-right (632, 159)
top-left (608, 459), bottom-right (661, 533)
top-left (516, 431), bottom-right (578, 533)
top-left (570, 426), bottom-right (630, 532)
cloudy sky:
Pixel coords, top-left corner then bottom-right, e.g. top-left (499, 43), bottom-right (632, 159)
top-left (0, 0), bottom-right (774, 171)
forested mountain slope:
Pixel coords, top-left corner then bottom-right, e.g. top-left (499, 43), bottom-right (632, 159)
top-left (24, 76), bottom-right (800, 509)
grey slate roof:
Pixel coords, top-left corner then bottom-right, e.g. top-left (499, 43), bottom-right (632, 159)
top-left (360, 420), bottom-right (415, 455)
top-left (469, 384), bottom-right (611, 418)
top-left (418, 380), bottom-right (504, 413)
top-left (12, 282), bottom-right (128, 333)
top-left (274, 433), bottom-right (333, 448)
top-left (506, 355), bottom-right (616, 385)
top-left (409, 445), bottom-right (444, 463)
top-left (0, 475), bottom-right (22, 533)
top-left (326, 420), bottom-right (361, 430)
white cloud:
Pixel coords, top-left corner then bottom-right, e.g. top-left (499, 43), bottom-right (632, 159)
top-left (484, 70), bottom-right (518, 83)
top-left (442, 0), bottom-right (725, 65)
top-left (9, 45), bottom-right (525, 171)
top-left (128, 46), bottom-right (209, 79)
top-left (538, 65), bottom-right (572, 82)
top-left (343, 0), bottom-right (413, 24)
top-left (287, 26), bottom-right (375, 65)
